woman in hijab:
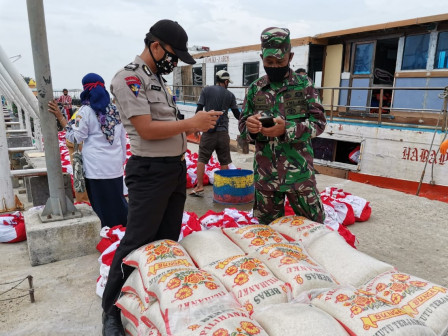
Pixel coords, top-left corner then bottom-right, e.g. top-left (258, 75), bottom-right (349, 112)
top-left (48, 73), bottom-right (128, 228)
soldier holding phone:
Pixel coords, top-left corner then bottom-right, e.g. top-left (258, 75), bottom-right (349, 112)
top-left (239, 27), bottom-right (326, 225)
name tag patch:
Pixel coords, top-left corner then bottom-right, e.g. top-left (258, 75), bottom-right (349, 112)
top-left (284, 90), bottom-right (308, 116)
top-left (253, 95), bottom-right (271, 111)
top-left (150, 85), bottom-right (161, 91)
top-left (125, 76), bottom-right (141, 97)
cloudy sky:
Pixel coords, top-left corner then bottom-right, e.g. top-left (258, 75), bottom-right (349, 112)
top-left (1, 0), bottom-right (447, 91)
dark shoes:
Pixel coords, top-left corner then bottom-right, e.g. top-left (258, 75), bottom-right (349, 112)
top-left (102, 311), bottom-right (125, 336)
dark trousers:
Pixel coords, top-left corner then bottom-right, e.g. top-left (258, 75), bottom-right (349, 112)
top-left (85, 177), bottom-right (128, 228)
top-left (102, 155), bottom-right (186, 314)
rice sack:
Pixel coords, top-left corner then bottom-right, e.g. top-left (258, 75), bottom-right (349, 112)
top-left (306, 232), bottom-right (395, 287)
top-left (269, 215), bottom-right (333, 246)
top-left (184, 307), bottom-right (269, 336)
top-left (252, 302), bottom-right (349, 336)
top-left (223, 225), bottom-right (288, 254)
top-left (116, 293), bottom-right (161, 336)
top-left (362, 271), bottom-right (448, 336)
top-left (123, 240), bottom-right (196, 291)
top-left (253, 242), bottom-right (338, 297)
top-left (203, 255), bottom-right (290, 315)
top-left (180, 228), bottom-right (244, 267)
top-left (311, 287), bottom-right (436, 336)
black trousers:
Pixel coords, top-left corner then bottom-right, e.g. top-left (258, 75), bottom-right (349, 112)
top-left (85, 177), bottom-right (128, 228)
top-left (102, 155), bottom-right (186, 314)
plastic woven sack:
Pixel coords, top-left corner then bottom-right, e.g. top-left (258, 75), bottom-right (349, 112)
top-left (306, 232), bottom-right (395, 287)
top-left (179, 228), bottom-right (244, 267)
top-left (253, 242), bottom-right (338, 297)
top-left (269, 215), bottom-right (333, 247)
top-left (252, 302), bottom-right (349, 336)
top-left (123, 240), bottom-right (196, 291)
top-left (223, 225), bottom-right (288, 253)
top-left (203, 255), bottom-right (290, 315)
top-left (311, 287), bottom-right (436, 336)
top-left (363, 271), bottom-right (448, 336)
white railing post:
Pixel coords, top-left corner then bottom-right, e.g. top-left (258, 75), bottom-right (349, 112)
top-left (0, 101), bottom-right (15, 212)
top-left (0, 67), bottom-right (36, 138)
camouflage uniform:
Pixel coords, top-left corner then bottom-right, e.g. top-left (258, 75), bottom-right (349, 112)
top-left (239, 27), bottom-right (326, 225)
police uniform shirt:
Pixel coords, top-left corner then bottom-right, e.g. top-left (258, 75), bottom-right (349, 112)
top-left (110, 55), bottom-right (186, 157)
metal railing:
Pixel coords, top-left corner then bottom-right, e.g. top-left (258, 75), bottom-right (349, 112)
top-left (319, 86), bottom-right (448, 129)
top-left (172, 84), bottom-right (448, 130)
top-left (171, 84), bottom-right (247, 106)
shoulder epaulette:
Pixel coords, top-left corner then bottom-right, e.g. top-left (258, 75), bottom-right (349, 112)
top-left (124, 63), bottom-right (139, 71)
top-left (142, 64), bottom-right (152, 77)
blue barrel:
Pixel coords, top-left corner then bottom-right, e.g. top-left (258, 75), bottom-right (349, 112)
top-left (213, 169), bottom-right (254, 204)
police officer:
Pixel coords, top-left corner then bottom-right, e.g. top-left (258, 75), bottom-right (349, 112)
top-left (238, 27), bottom-right (326, 225)
top-left (101, 20), bottom-right (222, 335)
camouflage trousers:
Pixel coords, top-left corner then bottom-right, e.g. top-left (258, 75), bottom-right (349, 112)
top-left (253, 184), bottom-right (325, 225)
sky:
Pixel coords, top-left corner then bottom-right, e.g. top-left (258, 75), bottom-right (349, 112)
top-left (1, 0), bottom-right (448, 91)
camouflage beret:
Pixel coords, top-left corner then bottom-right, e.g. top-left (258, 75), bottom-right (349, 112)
top-left (261, 27), bottom-right (291, 59)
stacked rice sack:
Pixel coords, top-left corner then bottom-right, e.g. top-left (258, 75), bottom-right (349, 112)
top-left (117, 216), bottom-right (447, 335)
top-left (269, 215), bottom-right (394, 287)
top-left (178, 226), bottom-right (349, 334)
top-left (269, 215), bottom-right (447, 335)
top-left (117, 239), bottom-right (268, 336)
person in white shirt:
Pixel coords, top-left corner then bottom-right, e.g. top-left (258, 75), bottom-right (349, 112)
top-left (48, 73), bottom-right (128, 228)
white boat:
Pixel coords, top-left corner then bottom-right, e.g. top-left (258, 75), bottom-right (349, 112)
top-left (172, 13), bottom-right (448, 202)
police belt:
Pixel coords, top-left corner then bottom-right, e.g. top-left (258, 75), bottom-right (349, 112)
top-left (132, 153), bottom-right (185, 163)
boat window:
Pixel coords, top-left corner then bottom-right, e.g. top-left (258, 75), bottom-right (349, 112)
top-left (353, 43), bottom-right (374, 75)
top-left (373, 38), bottom-right (398, 85)
top-left (243, 62), bottom-right (259, 86)
top-left (312, 138), bottom-right (360, 166)
top-left (214, 64), bottom-right (227, 84)
top-left (192, 67), bottom-right (203, 86)
top-left (434, 31), bottom-right (448, 69)
top-left (401, 33), bottom-right (430, 70)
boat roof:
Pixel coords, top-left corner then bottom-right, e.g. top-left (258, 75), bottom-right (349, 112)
top-left (315, 13), bottom-right (448, 38)
top-left (193, 13), bottom-right (448, 59)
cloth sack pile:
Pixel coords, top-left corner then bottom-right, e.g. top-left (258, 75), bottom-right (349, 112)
top-left (0, 211), bottom-right (26, 243)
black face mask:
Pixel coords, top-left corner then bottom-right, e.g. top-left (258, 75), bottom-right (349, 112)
top-left (264, 65), bottom-right (289, 83)
top-left (149, 42), bottom-right (178, 75)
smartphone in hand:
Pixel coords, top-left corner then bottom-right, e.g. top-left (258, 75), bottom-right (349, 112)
top-left (259, 115), bottom-right (275, 128)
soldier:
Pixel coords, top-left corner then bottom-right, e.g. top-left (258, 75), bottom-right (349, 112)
top-left (238, 27), bottom-right (326, 225)
top-left (101, 19), bottom-right (222, 335)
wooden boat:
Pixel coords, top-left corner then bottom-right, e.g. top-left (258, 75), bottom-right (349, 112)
top-left (172, 14), bottom-right (448, 202)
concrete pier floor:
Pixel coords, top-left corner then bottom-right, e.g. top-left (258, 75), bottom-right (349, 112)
top-left (1, 143), bottom-right (447, 335)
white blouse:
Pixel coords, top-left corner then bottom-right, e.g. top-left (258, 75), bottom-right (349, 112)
top-left (65, 105), bottom-right (127, 179)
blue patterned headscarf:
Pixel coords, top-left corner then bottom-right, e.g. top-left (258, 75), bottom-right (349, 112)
top-left (80, 73), bottom-right (121, 144)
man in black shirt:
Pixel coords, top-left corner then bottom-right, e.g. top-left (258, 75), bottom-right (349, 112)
top-left (190, 70), bottom-right (241, 196)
